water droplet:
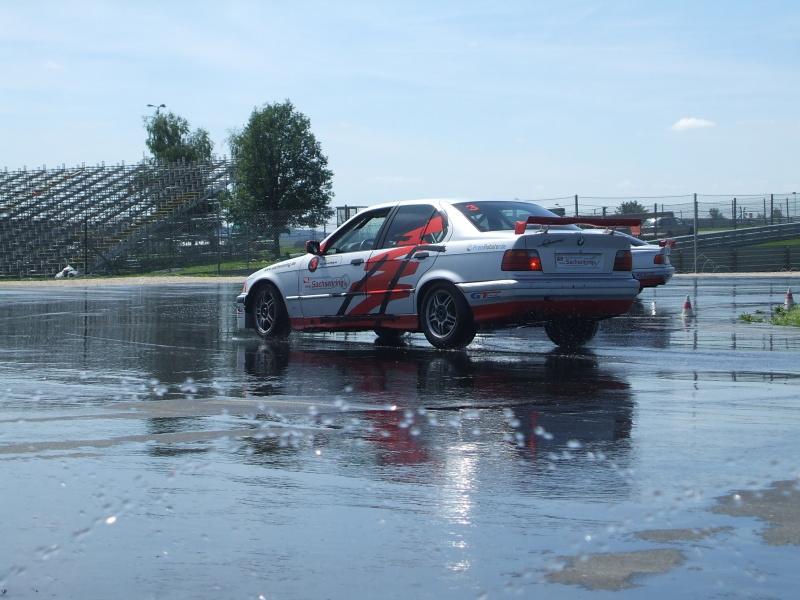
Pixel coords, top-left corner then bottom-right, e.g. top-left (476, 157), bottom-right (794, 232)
top-left (105, 516), bottom-right (117, 525)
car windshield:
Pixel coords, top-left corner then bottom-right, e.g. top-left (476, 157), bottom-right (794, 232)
top-left (453, 201), bottom-right (579, 232)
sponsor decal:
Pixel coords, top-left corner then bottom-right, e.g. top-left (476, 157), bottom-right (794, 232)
top-left (322, 256), bottom-right (342, 266)
top-left (470, 290), bottom-right (502, 300)
top-left (264, 260), bottom-right (296, 271)
top-left (466, 243), bottom-right (506, 252)
top-left (308, 256), bottom-right (319, 272)
top-left (303, 275), bottom-right (351, 290)
top-left (555, 253), bottom-right (600, 268)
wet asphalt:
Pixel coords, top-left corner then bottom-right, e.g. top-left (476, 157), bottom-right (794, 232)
top-left (1, 276), bottom-right (799, 599)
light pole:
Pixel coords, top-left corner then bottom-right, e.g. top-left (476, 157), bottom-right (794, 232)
top-left (147, 103), bottom-right (166, 112)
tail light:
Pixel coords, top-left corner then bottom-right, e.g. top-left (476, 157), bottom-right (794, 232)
top-left (502, 249), bottom-right (542, 271)
top-left (613, 250), bottom-right (632, 271)
top-left (654, 253), bottom-right (665, 265)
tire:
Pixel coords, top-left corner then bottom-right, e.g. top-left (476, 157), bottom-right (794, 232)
top-left (251, 284), bottom-right (290, 339)
top-left (420, 282), bottom-right (476, 349)
top-left (544, 318), bottom-right (598, 348)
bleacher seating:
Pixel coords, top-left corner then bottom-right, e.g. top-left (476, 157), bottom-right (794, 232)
top-left (0, 159), bottom-right (231, 277)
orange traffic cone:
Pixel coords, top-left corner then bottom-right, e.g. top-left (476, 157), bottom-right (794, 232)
top-left (785, 287), bottom-right (795, 310)
top-left (682, 295), bottom-right (694, 318)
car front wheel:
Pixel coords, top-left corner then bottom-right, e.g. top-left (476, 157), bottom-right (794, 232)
top-left (252, 284), bottom-right (290, 339)
top-left (421, 283), bottom-right (476, 349)
top-left (544, 318), bottom-right (598, 348)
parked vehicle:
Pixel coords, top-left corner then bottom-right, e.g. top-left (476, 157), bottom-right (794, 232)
top-left (640, 216), bottom-right (693, 238)
top-left (236, 200), bottom-right (640, 348)
top-left (618, 233), bottom-right (675, 290)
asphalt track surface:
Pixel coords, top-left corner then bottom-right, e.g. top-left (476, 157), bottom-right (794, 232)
top-left (1, 276), bottom-right (799, 599)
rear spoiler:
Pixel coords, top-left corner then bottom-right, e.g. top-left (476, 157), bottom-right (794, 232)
top-left (514, 216), bottom-right (642, 236)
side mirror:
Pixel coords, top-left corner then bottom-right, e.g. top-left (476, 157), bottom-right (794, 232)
top-left (305, 240), bottom-right (321, 255)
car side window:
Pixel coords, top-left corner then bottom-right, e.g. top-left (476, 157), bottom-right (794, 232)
top-left (324, 209), bottom-right (390, 255)
top-left (380, 205), bottom-right (436, 248)
top-left (422, 210), bottom-right (448, 243)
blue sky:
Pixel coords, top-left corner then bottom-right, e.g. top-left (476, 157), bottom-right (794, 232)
top-left (2, 1), bottom-right (798, 205)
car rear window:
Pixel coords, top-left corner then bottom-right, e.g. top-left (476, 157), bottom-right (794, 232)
top-left (453, 201), bottom-right (578, 232)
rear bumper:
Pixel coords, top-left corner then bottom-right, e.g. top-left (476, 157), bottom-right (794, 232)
top-left (457, 277), bottom-right (639, 324)
top-left (633, 266), bottom-right (675, 289)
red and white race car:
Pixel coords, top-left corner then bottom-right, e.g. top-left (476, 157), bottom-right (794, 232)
top-left (236, 199), bottom-right (641, 348)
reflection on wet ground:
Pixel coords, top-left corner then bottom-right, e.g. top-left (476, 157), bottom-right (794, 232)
top-left (1, 277), bottom-right (799, 598)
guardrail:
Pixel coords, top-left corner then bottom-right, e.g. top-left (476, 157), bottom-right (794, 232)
top-left (670, 222), bottom-right (800, 250)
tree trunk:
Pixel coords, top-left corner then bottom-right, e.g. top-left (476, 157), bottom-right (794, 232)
top-left (273, 230), bottom-right (281, 258)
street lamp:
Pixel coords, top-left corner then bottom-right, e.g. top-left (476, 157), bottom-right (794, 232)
top-left (146, 103), bottom-right (166, 112)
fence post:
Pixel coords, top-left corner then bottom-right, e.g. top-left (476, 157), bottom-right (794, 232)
top-left (653, 203), bottom-right (658, 239)
top-left (216, 198), bottom-right (221, 276)
top-left (83, 217), bottom-right (88, 275)
top-left (770, 194), bottom-right (774, 225)
top-left (574, 194), bottom-right (579, 217)
top-left (763, 197), bottom-right (767, 225)
top-left (732, 197), bottom-right (737, 229)
top-left (693, 193), bottom-right (698, 273)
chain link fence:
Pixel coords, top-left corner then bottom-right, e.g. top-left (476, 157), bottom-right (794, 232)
top-left (1, 161), bottom-right (798, 279)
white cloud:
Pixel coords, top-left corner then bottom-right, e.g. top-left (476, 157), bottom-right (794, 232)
top-left (671, 117), bottom-right (716, 131)
top-left (43, 60), bottom-right (64, 71)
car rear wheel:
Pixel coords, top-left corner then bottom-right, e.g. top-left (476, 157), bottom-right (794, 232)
top-left (421, 283), bottom-right (476, 349)
top-left (544, 318), bottom-right (598, 348)
top-left (252, 284), bottom-right (290, 339)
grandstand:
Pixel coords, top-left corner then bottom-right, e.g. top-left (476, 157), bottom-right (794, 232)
top-left (0, 159), bottom-right (231, 277)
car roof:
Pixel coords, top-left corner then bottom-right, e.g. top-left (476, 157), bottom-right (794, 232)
top-left (355, 198), bottom-right (545, 211)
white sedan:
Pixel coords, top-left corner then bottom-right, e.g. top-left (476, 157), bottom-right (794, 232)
top-left (617, 233), bottom-right (675, 290)
top-left (236, 199), bottom-right (641, 348)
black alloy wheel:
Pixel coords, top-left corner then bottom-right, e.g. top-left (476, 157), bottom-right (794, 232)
top-left (252, 284), bottom-right (290, 339)
top-left (420, 282), bottom-right (476, 349)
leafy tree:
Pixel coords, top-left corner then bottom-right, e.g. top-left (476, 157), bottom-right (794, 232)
top-left (708, 207), bottom-right (725, 224)
top-left (616, 200), bottom-right (647, 215)
top-left (228, 100), bottom-right (333, 256)
top-left (144, 110), bottom-right (213, 163)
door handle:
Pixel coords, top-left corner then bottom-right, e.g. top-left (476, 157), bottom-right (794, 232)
top-left (350, 258), bottom-right (364, 265)
top-left (414, 252), bottom-right (430, 260)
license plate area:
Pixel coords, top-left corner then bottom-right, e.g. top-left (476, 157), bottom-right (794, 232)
top-left (555, 253), bottom-right (601, 269)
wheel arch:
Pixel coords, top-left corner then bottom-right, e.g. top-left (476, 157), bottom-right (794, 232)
top-left (415, 273), bottom-right (470, 317)
top-left (244, 276), bottom-right (289, 331)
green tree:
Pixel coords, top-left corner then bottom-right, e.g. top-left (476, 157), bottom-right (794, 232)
top-left (144, 110), bottom-right (213, 163)
top-left (616, 200), bottom-right (647, 215)
top-left (708, 207), bottom-right (725, 224)
top-left (228, 100), bottom-right (333, 256)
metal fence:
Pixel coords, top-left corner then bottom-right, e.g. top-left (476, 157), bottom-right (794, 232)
top-left (2, 164), bottom-right (798, 279)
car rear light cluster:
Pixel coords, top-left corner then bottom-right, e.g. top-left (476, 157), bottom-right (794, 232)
top-left (613, 249), bottom-right (632, 271)
top-left (501, 249), bottom-right (542, 271)
top-left (654, 252), bottom-right (671, 265)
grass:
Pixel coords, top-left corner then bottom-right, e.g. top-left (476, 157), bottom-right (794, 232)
top-left (739, 305), bottom-right (800, 327)
top-left (752, 237), bottom-right (800, 249)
